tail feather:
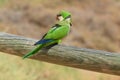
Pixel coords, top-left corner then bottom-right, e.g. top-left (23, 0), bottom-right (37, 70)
top-left (23, 44), bottom-right (44, 59)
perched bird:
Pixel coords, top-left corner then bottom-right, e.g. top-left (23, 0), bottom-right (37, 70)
top-left (23, 10), bottom-right (72, 59)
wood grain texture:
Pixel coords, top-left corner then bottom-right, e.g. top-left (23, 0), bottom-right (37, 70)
top-left (0, 32), bottom-right (120, 76)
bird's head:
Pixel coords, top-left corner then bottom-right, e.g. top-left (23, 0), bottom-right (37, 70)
top-left (57, 10), bottom-right (71, 24)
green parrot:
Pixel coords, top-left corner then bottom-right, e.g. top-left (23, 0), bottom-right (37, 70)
top-left (23, 10), bottom-right (72, 59)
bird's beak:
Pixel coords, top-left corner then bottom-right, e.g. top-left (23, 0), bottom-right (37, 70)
top-left (56, 14), bottom-right (60, 21)
top-left (56, 15), bottom-right (64, 21)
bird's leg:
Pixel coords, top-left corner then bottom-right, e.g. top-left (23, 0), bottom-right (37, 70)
top-left (41, 43), bottom-right (58, 53)
top-left (45, 43), bottom-right (58, 49)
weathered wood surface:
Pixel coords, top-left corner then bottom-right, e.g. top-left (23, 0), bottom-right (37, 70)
top-left (0, 32), bottom-right (120, 76)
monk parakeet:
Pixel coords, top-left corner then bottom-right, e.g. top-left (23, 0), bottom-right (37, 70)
top-left (23, 10), bottom-right (72, 59)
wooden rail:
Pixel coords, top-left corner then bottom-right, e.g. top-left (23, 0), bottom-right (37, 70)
top-left (0, 32), bottom-right (120, 76)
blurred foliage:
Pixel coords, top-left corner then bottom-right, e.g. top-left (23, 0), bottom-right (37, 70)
top-left (0, 0), bottom-right (120, 80)
top-left (0, 0), bottom-right (6, 6)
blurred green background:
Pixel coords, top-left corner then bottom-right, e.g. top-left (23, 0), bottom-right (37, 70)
top-left (0, 0), bottom-right (120, 80)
